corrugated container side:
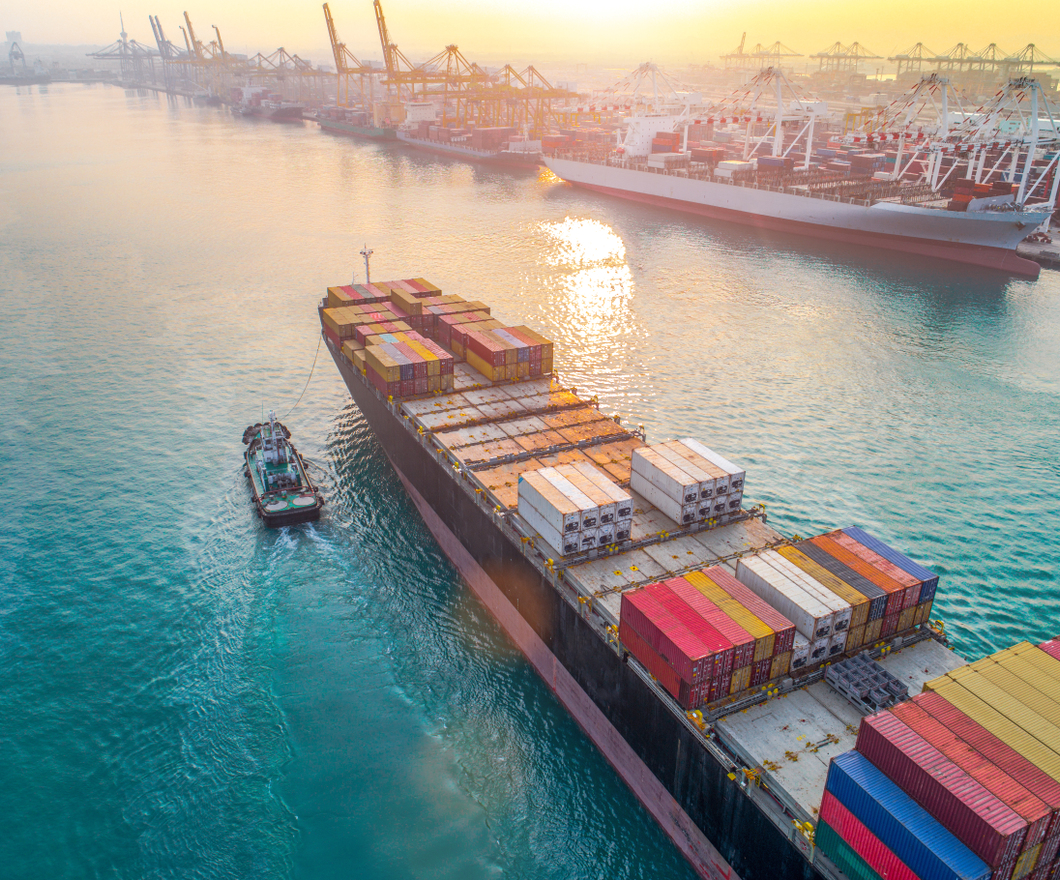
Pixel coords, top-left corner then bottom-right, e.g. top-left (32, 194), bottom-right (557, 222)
top-left (778, 545), bottom-right (871, 629)
top-left (796, 540), bottom-right (889, 620)
top-left (763, 549), bottom-right (854, 632)
top-left (770, 650), bottom-right (792, 680)
top-left (700, 566), bottom-right (796, 653)
top-left (828, 530), bottom-right (922, 608)
top-left (736, 556), bottom-right (833, 641)
top-left (645, 581), bottom-right (735, 678)
top-left (921, 686), bottom-right (1060, 786)
top-left (857, 713), bottom-right (1028, 866)
top-left (810, 534), bottom-right (906, 616)
top-left (827, 750), bottom-right (991, 880)
top-left (685, 569), bottom-right (777, 662)
top-left (618, 618), bottom-right (702, 708)
top-left (970, 663), bottom-right (1060, 730)
top-left (1040, 641), bottom-right (1060, 663)
top-left (843, 526), bottom-right (940, 603)
top-left (816, 819), bottom-right (884, 880)
top-left (930, 676), bottom-right (1060, 757)
top-left (665, 576), bottom-right (756, 669)
top-left (820, 789), bottom-right (919, 880)
top-left (620, 588), bottom-right (710, 681)
top-left (729, 664), bottom-right (752, 695)
top-left (892, 700), bottom-right (1052, 848)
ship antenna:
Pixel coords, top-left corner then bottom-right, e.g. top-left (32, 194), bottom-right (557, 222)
top-left (360, 244), bottom-right (373, 283)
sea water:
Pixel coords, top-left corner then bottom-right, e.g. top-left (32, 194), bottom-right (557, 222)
top-left (1, 82), bottom-right (1057, 879)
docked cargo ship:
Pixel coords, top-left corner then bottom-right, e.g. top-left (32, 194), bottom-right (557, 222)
top-left (397, 129), bottom-right (542, 167)
top-left (544, 70), bottom-right (1058, 277)
top-left (234, 86), bottom-right (303, 122)
top-left (312, 106), bottom-right (397, 141)
top-left (320, 275), bottom-right (1060, 880)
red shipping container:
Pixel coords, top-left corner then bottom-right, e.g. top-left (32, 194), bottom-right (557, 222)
top-left (811, 535), bottom-right (906, 616)
top-left (466, 330), bottom-right (506, 367)
top-left (618, 619), bottom-right (705, 707)
top-left (857, 712), bottom-right (1029, 866)
top-left (1039, 640), bottom-right (1060, 663)
top-left (820, 789), bottom-right (920, 880)
top-left (620, 589), bottom-right (714, 683)
top-left (915, 690), bottom-right (1060, 835)
top-left (832, 530), bottom-right (923, 608)
top-left (323, 324), bottom-right (341, 348)
top-left (1037, 832), bottom-right (1060, 866)
top-left (892, 701), bottom-right (1052, 849)
top-left (645, 582), bottom-right (734, 679)
top-left (749, 657), bottom-right (773, 687)
top-left (699, 566), bottom-right (796, 654)
top-left (881, 611), bottom-right (900, 638)
top-left (664, 577), bottom-right (756, 669)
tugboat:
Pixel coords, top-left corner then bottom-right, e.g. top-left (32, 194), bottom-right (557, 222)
top-left (242, 412), bottom-right (324, 526)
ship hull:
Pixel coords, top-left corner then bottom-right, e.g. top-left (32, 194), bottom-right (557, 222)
top-left (398, 132), bottom-right (542, 168)
top-left (327, 340), bottom-right (822, 880)
top-left (316, 118), bottom-right (397, 141)
top-left (545, 157), bottom-right (1046, 278)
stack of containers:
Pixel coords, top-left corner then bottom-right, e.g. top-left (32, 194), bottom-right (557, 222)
top-left (759, 549), bottom-right (854, 657)
top-left (517, 462), bottom-right (632, 556)
top-left (363, 337), bottom-right (455, 397)
top-left (465, 327), bottom-right (556, 381)
top-left (684, 567), bottom-right (797, 688)
top-left (436, 311), bottom-right (492, 349)
top-left (818, 639), bottom-right (1060, 880)
top-left (842, 527), bottom-right (939, 629)
top-left (735, 553), bottom-right (835, 665)
top-left (321, 305), bottom-right (411, 348)
top-left (451, 318), bottom-right (504, 361)
top-left (354, 320), bottom-right (414, 346)
top-left (326, 283), bottom-right (390, 308)
top-left (629, 439), bottom-right (745, 527)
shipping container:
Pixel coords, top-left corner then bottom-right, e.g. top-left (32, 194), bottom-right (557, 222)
top-left (618, 619), bottom-right (705, 708)
top-left (620, 588), bottom-right (716, 683)
top-left (778, 545), bottom-right (871, 630)
top-left (736, 555), bottom-right (834, 641)
top-left (665, 577), bottom-right (756, 669)
top-left (517, 470), bottom-right (583, 535)
top-left (791, 633), bottom-right (811, 670)
top-left (892, 700), bottom-right (1053, 850)
top-left (820, 789), bottom-right (920, 880)
top-left (826, 750), bottom-right (991, 880)
top-left (760, 549), bottom-right (854, 633)
top-left (683, 570), bottom-right (776, 662)
top-left (857, 712), bottom-right (1029, 865)
top-left (646, 581), bottom-right (736, 679)
top-left (539, 467), bottom-right (598, 530)
top-left (827, 530), bottom-right (922, 608)
top-left (811, 535), bottom-right (906, 617)
top-left (923, 683), bottom-right (1060, 783)
top-left (697, 566), bottom-right (796, 654)
top-left (631, 446), bottom-right (700, 502)
top-left (843, 526), bottom-right (940, 603)
top-left (796, 540), bottom-right (889, 621)
top-left (658, 440), bottom-right (729, 497)
top-left (816, 819), bottom-right (886, 880)
top-left (677, 438), bottom-right (746, 492)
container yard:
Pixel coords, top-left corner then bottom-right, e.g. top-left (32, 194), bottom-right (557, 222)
top-left (318, 269), bottom-right (1060, 880)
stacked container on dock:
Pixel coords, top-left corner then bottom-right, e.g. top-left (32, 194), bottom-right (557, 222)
top-left (630, 439), bottom-right (745, 527)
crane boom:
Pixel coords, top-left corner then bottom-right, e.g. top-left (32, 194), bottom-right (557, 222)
top-left (323, 3), bottom-right (346, 74)
top-left (373, 0), bottom-right (396, 76)
top-left (183, 11), bottom-right (204, 60)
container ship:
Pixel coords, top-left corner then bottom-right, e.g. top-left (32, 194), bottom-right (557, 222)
top-left (397, 121), bottom-right (542, 167)
top-left (233, 86), bottom-right (304, 122)
top-left (312, 106), bottom-right (397, 141)
top-left (320, 276), bottom-right (1060, 880)
top-left (543, 69), bottom-right (1058, 278)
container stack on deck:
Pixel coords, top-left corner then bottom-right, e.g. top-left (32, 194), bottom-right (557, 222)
top-left (630, 439), bottom-right (745, 527)
top-left (818, 640), bottom-right (1060, 880)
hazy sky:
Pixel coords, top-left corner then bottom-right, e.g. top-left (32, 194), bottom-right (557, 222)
top-left (5, 0), bottom-right (1059, 71)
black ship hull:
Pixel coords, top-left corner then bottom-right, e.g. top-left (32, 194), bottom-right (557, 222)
top-left (328, 338), bottom-right (822, 880)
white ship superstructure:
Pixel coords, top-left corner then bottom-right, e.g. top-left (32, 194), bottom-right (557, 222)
top-left (545, 67), bottom-right (1058, 276)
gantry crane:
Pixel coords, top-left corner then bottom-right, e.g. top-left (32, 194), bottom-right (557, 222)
top-left (323, 3), bottom-right (377, 106)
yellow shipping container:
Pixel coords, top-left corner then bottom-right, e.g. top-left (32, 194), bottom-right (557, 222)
top-left (370, 281), bottom-right (399, 298)
top-left (864, 616), bottom-right (883, 645)
top-left (914, 600), bottom-right (933, 626)
top-left (847, 624), bottom-right (866, 651)
top-left (437, 294), bottom-right (464, 305)
top-left (365, 345), bottom-right (401, 383)
top-left (390, 288), bottom-right (423, 316)
top-left (403, 338), bottom-right (440, 376)
top-left (777, 545), bottom-right (871, 630)
top-left (352, 349), bottom-right (366, 374)
top-left (927, 672), bottom-right (1060, 755)
top-left (462, 299), bottom-right (490, 314)
top-left (683, 570), bottom-right (776, 662)
top-left (467, 349), bottom-right (503, 382)
top-left (927, 680), bottom-right (1060, 783)
top-left (1012, 842), bottom-right (1040, 880)
top-left (341, 340), bottom-right (363, 363)
top-left (729, 665), bottom-right (752, 695)
top-left (969, 662), bottom-right (1060, 730)
top-left (898, 606), bottom-right (917, 633)
top-left (995, 650), bottom-right (1060, 708)
top-left (770, 651), bottom-right (792, 680)
top-left (516, 362), bottom-right (530, 379)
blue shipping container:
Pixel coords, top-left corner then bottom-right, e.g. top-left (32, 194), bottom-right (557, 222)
top-left (826, 751), bottom-right (989, 880)
top-left (843, 527), bottom-right (940, 602)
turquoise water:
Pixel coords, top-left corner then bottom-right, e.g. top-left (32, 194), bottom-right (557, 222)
top-left (1, 82), bottom-right (1058, 878)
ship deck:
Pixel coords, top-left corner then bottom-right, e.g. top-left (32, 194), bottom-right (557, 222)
top-left (339, 344), bottom-right (967, 861)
